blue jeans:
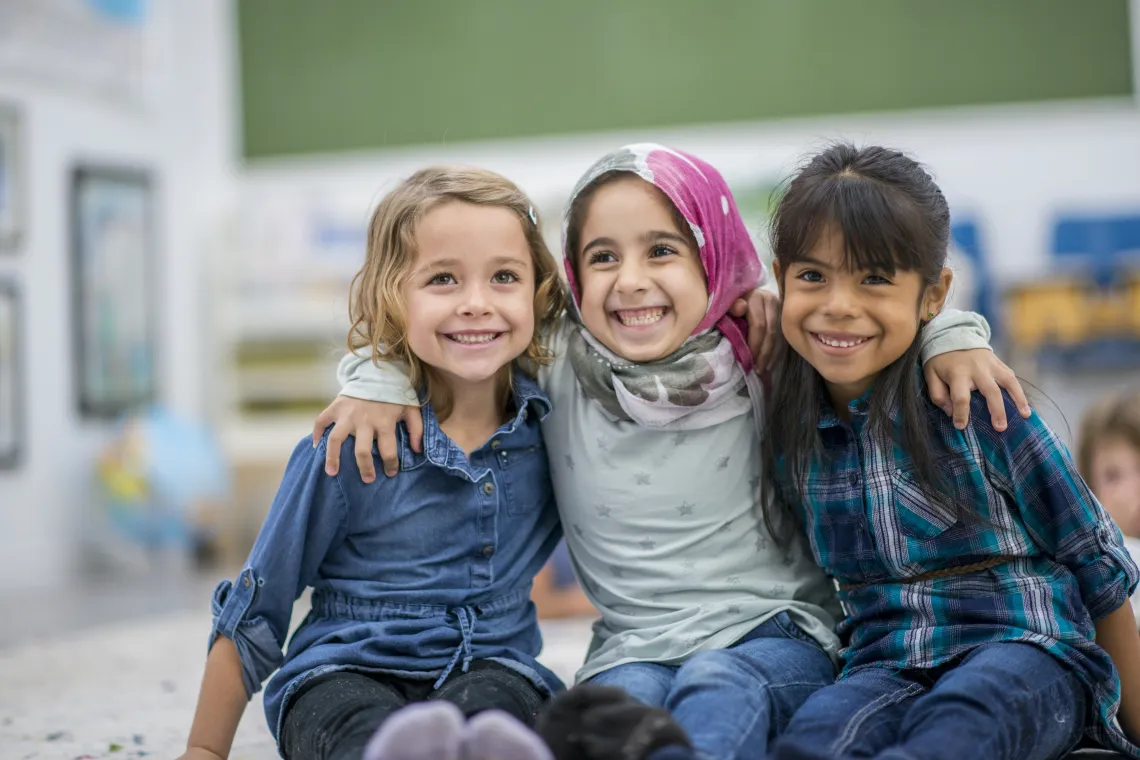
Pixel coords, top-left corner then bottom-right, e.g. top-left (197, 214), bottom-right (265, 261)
top-left (590, 611), bottom-right (836, 760)
top-left (771, 642), bottom-right (1087, 760)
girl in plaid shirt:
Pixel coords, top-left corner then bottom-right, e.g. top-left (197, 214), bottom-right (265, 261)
top-left (760, 143), bottom-right (1140, 760)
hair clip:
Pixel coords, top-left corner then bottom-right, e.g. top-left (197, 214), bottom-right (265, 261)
top-left (527, 205), bottom-right (537, 226)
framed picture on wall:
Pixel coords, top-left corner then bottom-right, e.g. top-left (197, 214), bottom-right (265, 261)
top-left (0, 104), bottom-right (23, 251)
top-left (70, 166), bottom-right (158, 418)
top-left (0, 281), bottom-right (21, 467)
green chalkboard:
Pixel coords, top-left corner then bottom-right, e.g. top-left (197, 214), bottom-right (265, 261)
top-left (237, 0), bottom-right (1133, 159)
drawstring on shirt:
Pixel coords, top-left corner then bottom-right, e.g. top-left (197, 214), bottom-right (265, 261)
top-left (434, 605), bottom-right (478, 689)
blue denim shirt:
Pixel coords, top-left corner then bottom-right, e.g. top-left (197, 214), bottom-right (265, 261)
top-left (208, 372), bottom-right (564, 745)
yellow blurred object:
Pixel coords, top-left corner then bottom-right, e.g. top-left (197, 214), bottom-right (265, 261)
top-left (1005, 272), bottom-right (1140, 351)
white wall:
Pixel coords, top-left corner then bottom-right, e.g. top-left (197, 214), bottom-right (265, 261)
top-left (0, 1), bottom-right (239, 589)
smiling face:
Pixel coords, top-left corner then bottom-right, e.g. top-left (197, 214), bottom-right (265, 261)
top-left (776, 224), bottom-right (951, 410)
top-left (400, 200), bottom-right (535, 395)
top-left (573, 176), bottom-right (709, 362)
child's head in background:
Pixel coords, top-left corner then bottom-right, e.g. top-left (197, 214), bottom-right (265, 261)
top-left (348, 166), bottom-right (567, 421)
top-left (1079, 389), bottom-right (1140, 537)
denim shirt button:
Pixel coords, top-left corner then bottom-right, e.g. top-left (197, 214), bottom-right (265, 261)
top-left (483, 482), bottom-right (495, 495)
top-left (848, 473), bottom-right (859, 487)
top-left (482, 545), bottom-right (495, 558)
top-left (242, 574), bottom-right (252, 588)
top-left (490, 440), bottom-right (501, 450)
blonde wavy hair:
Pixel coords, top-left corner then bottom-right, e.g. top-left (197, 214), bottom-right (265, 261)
top-left (348, 166), bottom-right (567, 420)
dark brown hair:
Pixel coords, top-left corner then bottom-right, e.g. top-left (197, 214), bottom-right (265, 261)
top-left (761, 143), bottom-right (956, 537)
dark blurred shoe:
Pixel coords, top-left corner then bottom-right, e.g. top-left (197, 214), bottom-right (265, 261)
top-left (535, 684), bottom-right (693, 760)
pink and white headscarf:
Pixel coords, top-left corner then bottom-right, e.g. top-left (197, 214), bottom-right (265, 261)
top-left (563, 144), bottom-right (767, 430)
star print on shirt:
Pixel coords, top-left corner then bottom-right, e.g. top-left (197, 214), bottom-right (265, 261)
top-left (726, 576), bottom-right (741, 586)
top-left (677, 501), bottom-right (695, 516)
top-left (671, 432), bottom-right (687, 447)
top-left (638, 538), bottom-right (657, 550)
top-left (635, 472), bottom-right (651, 485)
top-left (595, 504), bottom-right (611, 518)
top-left (564, 455), bottom-right (575, 472)
top-left (573, 524), bottom-right (585, 538)
top-left (716, 455), bottom-right (730, 470)
top-left (610, 565), bottom-right (625, 578)
top-left (682, 559), bottom-right (697, 571)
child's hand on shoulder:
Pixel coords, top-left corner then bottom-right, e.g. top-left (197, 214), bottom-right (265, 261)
top-left (312, 396), bottom-right (423, 481)
top-left (923, 349), bottom-right (1031, 432)
top-left (729, 287), bottom-right (780, 372)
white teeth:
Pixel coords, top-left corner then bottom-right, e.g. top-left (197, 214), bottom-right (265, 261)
top-left (817, 335), bottom-right (868, 348)
top-left (448, 333), bottom-right (499, 344)
top-left (616, 308), bottom-right (665, 326)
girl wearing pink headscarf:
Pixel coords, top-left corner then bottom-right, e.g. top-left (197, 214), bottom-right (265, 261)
top-left (318, 144), bottom-right (1011, 760)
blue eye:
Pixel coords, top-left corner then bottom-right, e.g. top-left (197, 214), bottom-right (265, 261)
top-left (796, 270), bottom-right (824, 283)
top-left (492, 270), bottom-right (520, 284)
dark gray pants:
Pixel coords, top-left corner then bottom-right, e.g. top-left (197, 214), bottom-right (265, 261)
top-left (280, 661), bottom-right (547, 760)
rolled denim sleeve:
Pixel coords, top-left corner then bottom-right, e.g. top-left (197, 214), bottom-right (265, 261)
top-left (208, 434), bottom-right (349, 696)
top-left (983, 395), bottom-right (1140, 620)
top-left (919, 309), bottom-right (992, 363)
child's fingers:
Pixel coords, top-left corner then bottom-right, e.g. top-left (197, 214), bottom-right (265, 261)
top-left (996, 365), bottom-right (1031, 418)
top-left (376, 427), bottom-right (401, 479)
top-left (404, 408), bottom-right (425, 453)
top-left (756, 293), bottom-right (779, 371)
top-left (356, 427), bottom-right (378, 483)
top-left (312, 406), bottom-right (335, 446)
top-left (325, 426), bottom-right (346, 476)
top-left (739, 290), bottom-right (769, 369)
top-left (948, 376), bottom-right (975, 430)
top-left (922, 365), bottom-right (954, 418)
top-left (975, 375), bottom-right (1008, 431)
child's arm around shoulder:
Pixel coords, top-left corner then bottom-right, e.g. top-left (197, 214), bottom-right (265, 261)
top-left (313, 352), bottom-right (423, 482)
top-left (919, 309), bottom-right (1031, 432)
top-left (315, 320), bottom-right (569, 482)
top-left (181, 434), bottom-right (353, 759)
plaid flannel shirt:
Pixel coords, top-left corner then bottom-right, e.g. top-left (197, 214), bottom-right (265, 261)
top-left (794, 376), bottom-right (1140, 755)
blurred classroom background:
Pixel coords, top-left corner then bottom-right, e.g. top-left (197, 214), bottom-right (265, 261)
top-left (0, 0), bottom-right (1138, 658)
